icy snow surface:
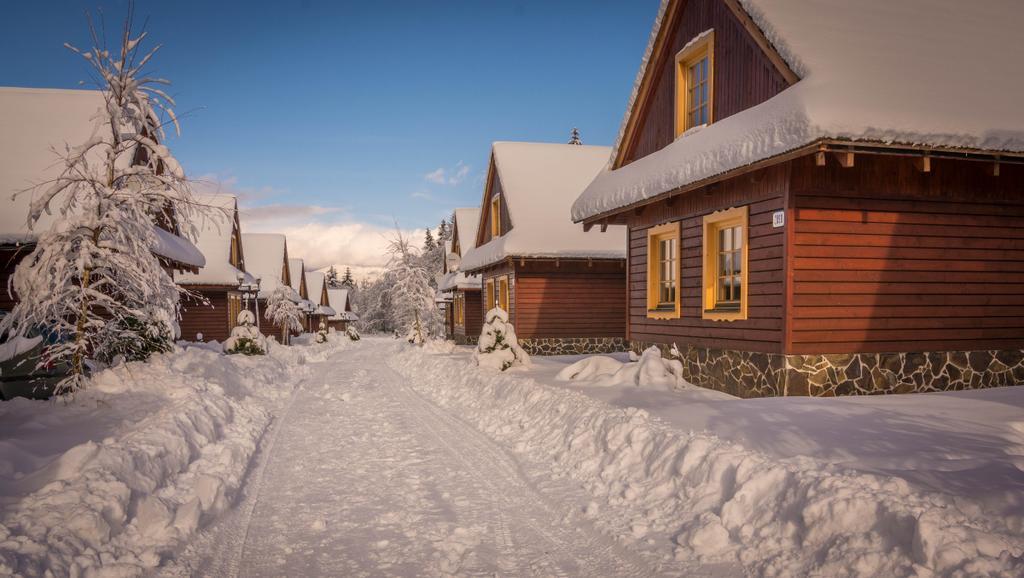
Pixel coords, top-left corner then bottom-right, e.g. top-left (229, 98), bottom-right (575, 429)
top-left (461, 142), bottom-right (626, 271)
top-left (572, 0), bottom-right (1024, 221)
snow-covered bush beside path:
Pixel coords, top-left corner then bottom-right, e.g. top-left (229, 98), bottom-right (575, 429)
top-left (0, 339), bottom-right (345, 577)
top-left (389, 347), bottom-right (1024, 577)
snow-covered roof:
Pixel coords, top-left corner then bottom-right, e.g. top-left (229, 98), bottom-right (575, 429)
top-left (452, 207), bottom-right (481, 252)
top-left (461, 142), bottom-right (626, 272)
top-left (438, 271), bottom-right (481, 292)
top-left (305, 271), bottom-right (326, 306)
top-left (0, 86), bottom-right (204, 268)
top-left (241, 233), bottom-right (288, 298)
top-left (175, 195), bottom-right (244, 286)
top-left (440, 207), bottom-right (483, 290)
top-left (571, 0), bottom-right (1024, 221)
top-left (288, 258), bottom-right (305, 296)
top-left (314, 305), bottom-right (336, 316)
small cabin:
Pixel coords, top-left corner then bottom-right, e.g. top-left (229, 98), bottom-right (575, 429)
top-left (304, 271), bottom-right (335, 332)
top-left (241, 233), bottom-right (294, 344)
top-left (0, 87), bottom-right (204, 317)
top-left (461, 141), bottom-right (628, 355)
top-left (326, 288), bottom-right (357, 331)
top-left (175, 195), bottom-right (253, 343)
top-left (288, 258), bottom-right (311, 331)
top-left (438, 207), bottom-right (483, 344)
top-left (571, 0), bottom-right (1024, 397)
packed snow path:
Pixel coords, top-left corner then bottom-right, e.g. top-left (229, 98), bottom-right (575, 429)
top-left (163, 341), bottom-right (678, 577)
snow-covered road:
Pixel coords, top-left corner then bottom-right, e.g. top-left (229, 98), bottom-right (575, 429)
top-left (162, 341), bottom-right (683, 577)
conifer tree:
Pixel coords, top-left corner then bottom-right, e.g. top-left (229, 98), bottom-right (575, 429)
top-left (341, 267), bottom-right (355, 287)
top-left (568, 127), bottom-right (583, 145)
top-left (325, 265), bottom-right (340, 288)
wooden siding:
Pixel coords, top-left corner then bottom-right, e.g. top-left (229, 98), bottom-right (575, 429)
top-left (455, 289), bottom-right (483, 339)
top-left (620, 0), bottom-right (788, 166)
top-left (478, 168), bottom-right (514, 247)
top-left (513, 260), bottom-right (626, 339)
top-left (624, 164), bottom-right (789, 352)
top-left (179, 289), bottom-right (234, 342)
top-left (789, 154), bottom-right (1024, 354)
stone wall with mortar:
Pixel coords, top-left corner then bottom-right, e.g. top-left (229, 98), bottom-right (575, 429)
top-left (520, 337), bottom-right (629, 356)
top-left (630, 341), bottom-right (1024, 398)
top-left (453, 334), bottom-right (478, 346)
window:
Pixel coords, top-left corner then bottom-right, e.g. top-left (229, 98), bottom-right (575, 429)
top-left (486, 278), bottom-right (495, 311)
top-left (702, 206), bottom-right (748, 321)
top-left (455, 293), bottom-right (464, 326)
top-left (675, 31), bottom-right (715, 137)
top-left (646, 222), bottom-right (681, 319)
top-left (490, 196), bottom-right (501, 237)
top-left (228, 294), bottom-right (242, 330)
top-left (499, 276), bottom-right (509, 312)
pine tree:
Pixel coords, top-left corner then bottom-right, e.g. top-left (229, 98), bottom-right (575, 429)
top-left (568, 127), bottom-right (583, 145)
top-left (325, 265), bottom-right (339, 288)
top-left (0, 13), bottom-right (200, 394)
top-left (341, 267), bottom-right (355, 287)
top-left (438, 218), bottom-right (450, 242)
top-left (424, 228), bottom-right (436, 252)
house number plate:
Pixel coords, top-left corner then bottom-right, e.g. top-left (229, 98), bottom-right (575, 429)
top-left (772, 210), bottom-right (785, 228)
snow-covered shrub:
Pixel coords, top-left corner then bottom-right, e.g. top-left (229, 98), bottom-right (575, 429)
top-left (96, 314), bottom-right (174, 364)
top-left (555, 346), bottom-right (687, 389)
top-left (315, 321), bottom-right (328, 344)
top-left (474, 307), bottom-right (529, 371)
top-left (224, 310), bottom-right (266, 356)
top-left (264, 285), bottom-right (304, 337)
top-left (422, 339), bottom-right (457, 354)
top-left (346, 326), bottom-right (361, 341)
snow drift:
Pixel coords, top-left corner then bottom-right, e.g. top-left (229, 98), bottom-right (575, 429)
top-left (555, 346), bottom-right (687, 389)
top-left (389, 348), bottom-right (1023, 576)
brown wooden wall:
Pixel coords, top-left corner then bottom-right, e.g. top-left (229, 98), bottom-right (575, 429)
top-left (513, 260), bottom-right (626, 339)
top-left (179, 289), bottom-right (232, 342)
top-left (789, 154), bottom-right (1024, 354)
top-left (455, 289), bottom-right (483, 339)
top-left (478, 169), bottom-right (514, 247)
top-left (620, 0), bottom-right (788, 166)
top-left (0, 247), bottom-right (30, 313)
top-left (624, 163), bottom-right (788, 352)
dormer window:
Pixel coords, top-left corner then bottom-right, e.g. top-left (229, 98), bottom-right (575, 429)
top-left (490, 196), bottom-right (501, 237)
top-left (675, 30), bottom-right (714, 137)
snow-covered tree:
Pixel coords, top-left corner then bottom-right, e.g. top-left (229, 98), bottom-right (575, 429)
top-left (264, 285), bottom-right (304, 336)
top-left (475, 307), bottom-right (530, 371)
top-left (315, 321), bottom-right (328, 343)
top-left (568, 127), bottom-right (583, 145)
top-left (341, 267), bottom-right (355, 288)
top-left (224, 310), bottom-right (266, 355)
top-left (0, 15), bottom-right (200, 394)
top-left (325, 265), bottom-right (340, 288)
top-left (424, 228), bottom-right (436, 252)
top-left (386, 228), bottom-right (440, 345)
top-left (437, 218), bottom-right (450, 243)
top-left (345, 325), bottom-right (361, 341)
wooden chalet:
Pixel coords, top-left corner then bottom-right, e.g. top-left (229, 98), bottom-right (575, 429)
top-left (240, 233), bottom-right (294, 344)
top-left (174, 195), bottom-right (254, 343)
top-left (304, 270), bottom-right (335, 331)
top-left (326, 288), bottom-right (357, 331)
top-left (438, 207), bottom-right (483, 344)
top-left (288, 258), bottom-right (312, 331)
top-left (0, 87), bottom-right (205, 316)
top-left (460, 142), bottom-right (628, 355)
top-left (571, 0), bottom-right (1024, 397)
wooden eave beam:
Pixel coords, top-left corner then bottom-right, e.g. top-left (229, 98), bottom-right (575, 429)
top-left (914, 154), bottom-right (932, 173)
top-left (834, 148), bottom-right (855, 168)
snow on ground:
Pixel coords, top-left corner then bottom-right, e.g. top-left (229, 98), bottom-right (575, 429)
top-left (390, 346), bottom-right (1024, 576)
top-left (0, 337), bottom-right (347, 577)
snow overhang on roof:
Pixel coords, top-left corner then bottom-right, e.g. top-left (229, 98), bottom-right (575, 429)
top-left (152, 226), bottom-right (206, 269)
top-left (571, 0), bottom-right (1024, 222)
top-left (315, 305), bottom-right (336, 316)
top-left (460, 142), bottom-right (626, 272)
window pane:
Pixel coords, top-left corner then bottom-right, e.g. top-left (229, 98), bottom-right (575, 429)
top-left (720, 228), bottom-right (732, 252)
top-left (732, 276), bottom-right (742, 301)
top-left (718, 278), bottom-right (729, 302)
top-left (734, 226), bottom-right (743, 250)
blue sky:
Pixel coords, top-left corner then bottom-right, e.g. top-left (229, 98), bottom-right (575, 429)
top-left (2, 0), bottom-right (657, 275)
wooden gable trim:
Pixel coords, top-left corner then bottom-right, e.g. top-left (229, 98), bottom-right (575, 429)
top-left (474, 152), bottom-right (498, 248)
top-left (281, 243), bottom-right (291, 288)
top-left (614, 0), bottom-right (799, 169)
top-left (230, 201), bottom-right (245, 272)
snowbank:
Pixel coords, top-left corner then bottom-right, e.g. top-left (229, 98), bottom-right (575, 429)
top-left (388, 349), bottom-right (1024, 576)
top-left (555, 346), bottom-right (687, 389)
top-left (0, 340), bottom-right (329, 576)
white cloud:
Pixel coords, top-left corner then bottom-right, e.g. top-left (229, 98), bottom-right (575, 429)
top-left (410, 191), bottom-right (434, 200)
top-left (423, 161), bottom-right (470, 186)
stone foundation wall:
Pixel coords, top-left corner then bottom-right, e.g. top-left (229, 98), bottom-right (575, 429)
top-left (630, 341), bottom-right (1024, 398)
top-left (520, 337), bottom-right (628, 356)
top-left (453, 333), bottom-right (478, 346)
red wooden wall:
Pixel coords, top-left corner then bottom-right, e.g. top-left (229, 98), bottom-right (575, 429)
top-left (455, 289), bottom-right (483, 339)
top-left (179, 290), bottom-right (231, 343)
top-left (513, 260), bottom-right (626, 339)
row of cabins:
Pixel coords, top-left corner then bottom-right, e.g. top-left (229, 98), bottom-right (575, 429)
top-left (1, 87), bottom-right (357, 347)
top-left (439, 0), bottom-right (1024, 398)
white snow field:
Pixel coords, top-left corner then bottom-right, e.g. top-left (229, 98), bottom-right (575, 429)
top-left (3, 338), bottom-right (1023, 576)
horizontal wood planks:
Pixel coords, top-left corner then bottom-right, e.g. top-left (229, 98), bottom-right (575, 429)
top-left (455, 289), bottom-right (483, 338)
top-left (514, 260), bottom-right (626, 339)
top-left (790, 154), bottom-right (1024, 353)
top-left (179, 289), bottom-right (232, 343)
top-left (621, 0), bottom-right (789, 166)
top-left (625, 164), bottom-right (788, 352)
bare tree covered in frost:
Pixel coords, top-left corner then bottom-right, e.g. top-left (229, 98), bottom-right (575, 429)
top-left (264, 285), bottom-right (304, 336)
top-left (0, 12), bottom-right (199, 394)
top-left (385, 228), bottom-right (440, 344)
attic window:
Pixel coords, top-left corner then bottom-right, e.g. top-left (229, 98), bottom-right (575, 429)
top-left (675, 30), bottom-right (715, 137)
top-left (490, 196), bottom-right (502, 237)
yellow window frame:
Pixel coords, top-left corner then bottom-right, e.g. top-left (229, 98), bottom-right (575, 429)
top-left (675, 30), bottom-right (715, 137)
top-left (486, 278), bottom-right (495, 311)
top-left (702, 205), bottom-right (749, 321)
top-left (646, 221), bottom-right (681, 320)
top-left (490, 196), bottom-right (501, 238)
top-left (499, 275), bottom-right (510, 312)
